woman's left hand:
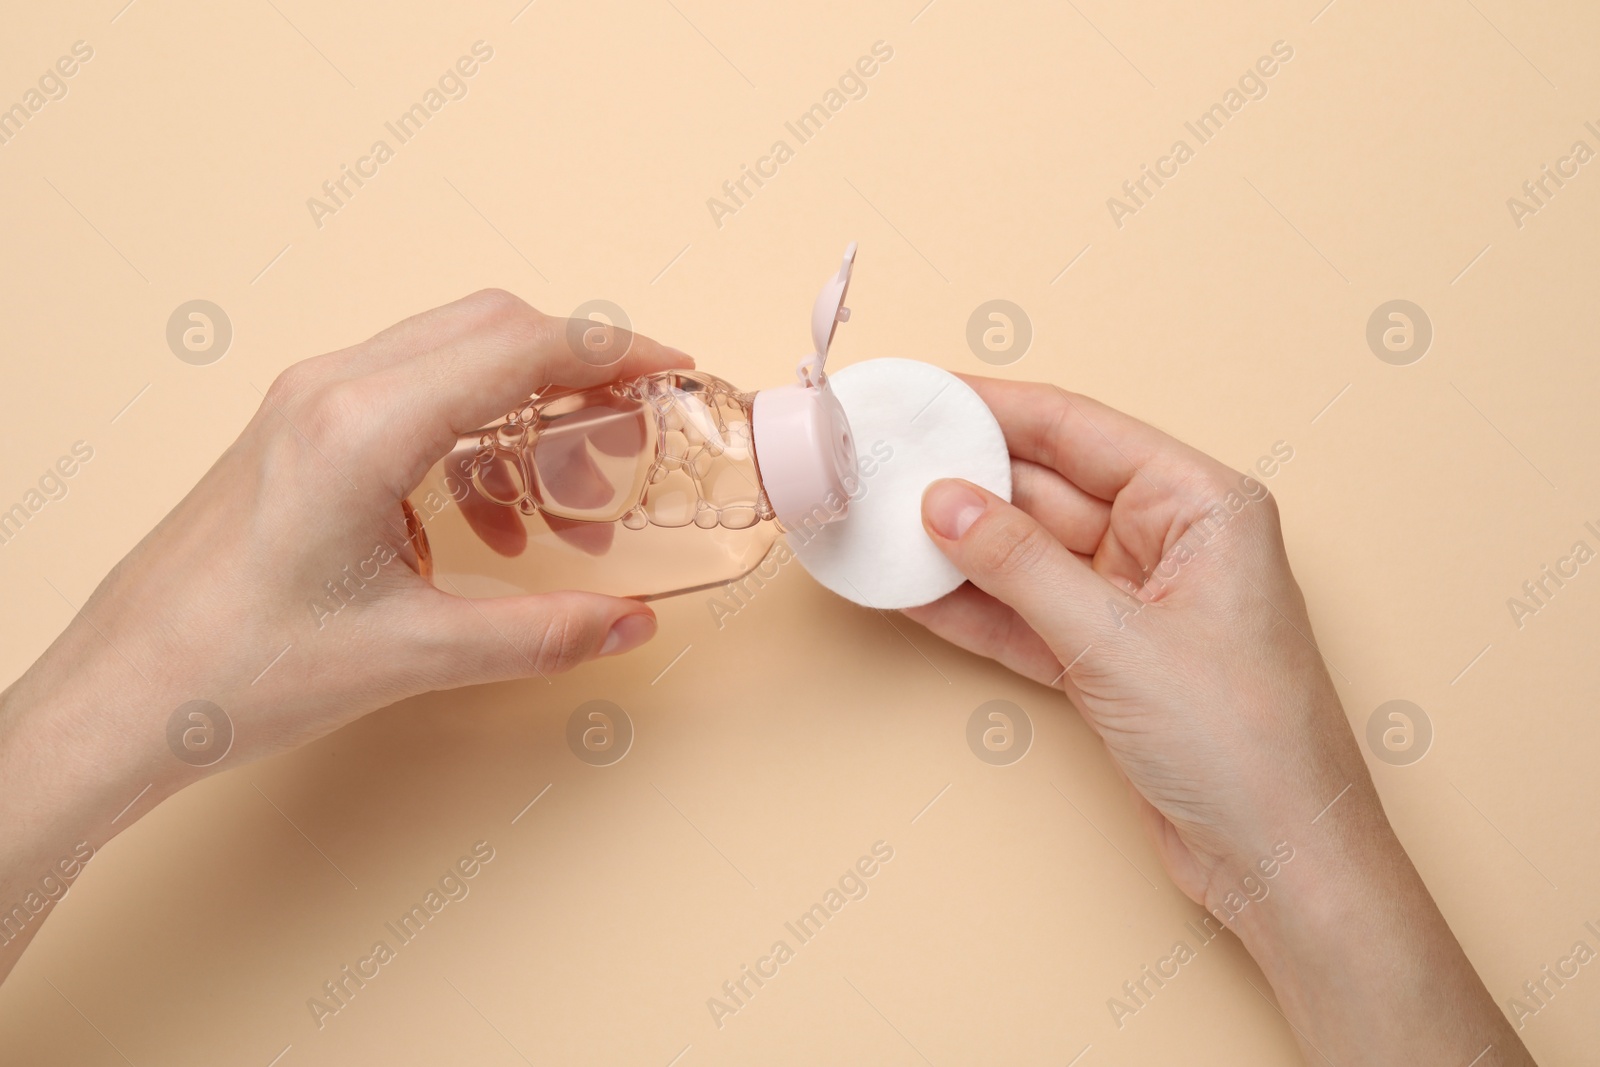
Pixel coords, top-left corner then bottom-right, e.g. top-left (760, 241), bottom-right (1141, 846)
top-left (0, 290), bottom-right (687, 977)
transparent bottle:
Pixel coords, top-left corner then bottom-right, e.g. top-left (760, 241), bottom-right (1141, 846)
top-left (405, 244), bottom-right (860, 600)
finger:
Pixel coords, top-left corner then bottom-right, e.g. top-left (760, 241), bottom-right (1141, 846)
top-left (361, 293), bottom-right (522, 366)
top-left (365, 290), bottom-right (693, 380)
top-left (290, 292), bottom-right (550, 385)
top-left (371, 290), bottom-right (693, 465)
top-left (922, 478), bottom-right (1121, 656)
top-left (453, 461), bottom-right (620, 558)
top-left (452, 448), bottom-right (530, 558)
top-left (534, 425), bottom-right (622, 512)
top-left (958, 375), bottom-right (1213, 502)
top-left (414, 586), bottom-right (658, 685)
top-left (902, 583), bottom-right (1062, 688)
top-left (545, 515), bottom-right (617, 556)
top-left (1011, 458), bottom-right (1110, 556)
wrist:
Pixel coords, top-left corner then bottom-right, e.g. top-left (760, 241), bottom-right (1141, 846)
top-left (0, 633), bottom-right (188, 846)
top-left (1206, 788), bottom-right (1526, 1063)
top-left (0, 671), bottom-right (134, 970)
top-left (1213, 782), bottom-right (1402, 961)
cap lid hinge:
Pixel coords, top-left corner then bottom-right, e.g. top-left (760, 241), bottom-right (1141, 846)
top-left (798, 241), bottom-right (857, 387)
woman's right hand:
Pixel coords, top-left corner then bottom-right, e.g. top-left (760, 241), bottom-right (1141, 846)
top-left (904, 376), bottom-right (1531, 1065)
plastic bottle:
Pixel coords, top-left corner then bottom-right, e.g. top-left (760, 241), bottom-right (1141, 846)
top-left (405, 244), bottom-right (860, 600)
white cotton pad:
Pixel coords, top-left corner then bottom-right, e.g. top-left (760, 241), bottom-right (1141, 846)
top-left (790, 358), bottom-right (1012, 609)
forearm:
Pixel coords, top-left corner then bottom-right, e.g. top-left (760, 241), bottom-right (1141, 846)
top-left (1230, 803), bottom-right (1533, 1065)
top-left (0, 631), bottom-right (178, 982)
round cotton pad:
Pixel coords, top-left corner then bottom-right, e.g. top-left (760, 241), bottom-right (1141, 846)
top-left (789, 358), bottom-right (1012, 609)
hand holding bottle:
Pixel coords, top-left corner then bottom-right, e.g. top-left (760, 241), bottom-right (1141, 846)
top-left (907, 375), bottom-right (1531, 1065)
top-left (0, 291), bottom-right (688, 977)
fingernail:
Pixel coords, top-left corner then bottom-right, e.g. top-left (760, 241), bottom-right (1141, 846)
top-left (924, 480), bottom-right (987, 540)
top-left (601, 613), bottom-right (657, 657)
top-left (665, 346), bottom-right (696, 365)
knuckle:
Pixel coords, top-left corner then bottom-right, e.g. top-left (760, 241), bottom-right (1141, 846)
top-left (297, 381), bottom-right (367, 451)
top-left (1188, 466), bottom-right (1282, 543)
top-left (1188, 466), bottom-right (1241, 504)
top-left (1225, 468), bottom-right (1281, 522)
top-left (531, 611), bottom-right (590, 675)
top-left (1246, 490), bottom-right (1284, 540)
top-left (461, 288), bottom-right (542, 333)
top-left (970, 513), bottom-right (1051, 578)
top-left (461, 288), bottom-right (557, 357)
top-left (263, 361), bottom-right (318, 409)
top-left (1038, 392), bottom-right (1077, 470)
top-left (1199, 465), bottom-right (1240, 496)
top-left (259, 377), bottom-right (373, 462)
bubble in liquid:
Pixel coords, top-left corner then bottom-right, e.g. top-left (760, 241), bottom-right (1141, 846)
top-left (699, 454), bottom-right (758, 510)
top-left (719, 506), bottom-right (759, 530)
top-left (643, 468), bottom-right (698, 528)
top-left (723, 419), bottom-right (752, 460)
top-left (660, 430), bottom-right (690, 466)
top-left (461, 372), bottom-right (779, 537)
top-left (677, 395), bottom-right (718, 446)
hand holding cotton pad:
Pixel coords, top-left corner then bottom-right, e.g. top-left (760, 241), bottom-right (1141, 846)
top-left (789, 358), bottom-right (1012, 609)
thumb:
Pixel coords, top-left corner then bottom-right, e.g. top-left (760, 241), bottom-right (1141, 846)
top-left (921, 479), bottom-right (1120, 657)
top-left (423, 588), bottom-right (658, 685)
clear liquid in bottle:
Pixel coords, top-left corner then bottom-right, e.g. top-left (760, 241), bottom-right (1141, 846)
top-left (408, 370), bottom-right (782, 600)
top-left (407, 243), bottom-right (861, 601)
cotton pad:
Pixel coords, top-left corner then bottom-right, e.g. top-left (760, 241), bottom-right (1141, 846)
top-left (789, 358), bottom-right (1012, 609)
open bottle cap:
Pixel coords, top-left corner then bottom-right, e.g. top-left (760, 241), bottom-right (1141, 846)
top-left (752, 243), bottom-right (860, 532)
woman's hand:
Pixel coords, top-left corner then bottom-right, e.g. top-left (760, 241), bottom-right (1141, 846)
top-left (906, 376), bottom-right (1532, 1065)
top-left (0, 290), bottom-right (685, 977)
top-left (908, 376), bottom-right (1352, 907)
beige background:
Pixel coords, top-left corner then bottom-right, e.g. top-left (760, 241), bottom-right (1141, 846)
top-left (2, 0), bottom-right (1598, 1063)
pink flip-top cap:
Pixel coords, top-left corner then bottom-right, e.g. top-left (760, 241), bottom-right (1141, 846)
top-left (753, 243), bottom-right (859, 532)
